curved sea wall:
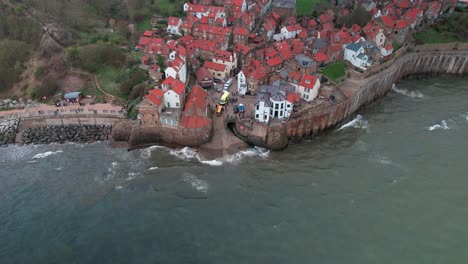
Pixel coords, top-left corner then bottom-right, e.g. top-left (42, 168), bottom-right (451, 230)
top-left (126, 122), bottom-right (213, 149)
top-left (241, 49), bottom-right (468, 150)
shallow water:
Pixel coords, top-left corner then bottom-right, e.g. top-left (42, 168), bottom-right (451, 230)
top-left (1, 77), bottom-right (467, 263)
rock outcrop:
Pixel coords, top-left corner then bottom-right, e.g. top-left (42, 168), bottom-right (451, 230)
top-left (21, 124), bottom-right (111, 144)
top-left (0, 98), bottom-right (35, 110)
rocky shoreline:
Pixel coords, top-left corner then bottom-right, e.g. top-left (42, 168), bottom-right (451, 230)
top-left (0, 116), bottom-right (20, 145)
top-left (21, 124), bottom-right (112, 144)
top-left (0, 98), bottom-right (35, 111)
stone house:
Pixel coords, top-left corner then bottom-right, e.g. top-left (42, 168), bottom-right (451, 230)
top-left (196, 67), bottom-right (214, 89)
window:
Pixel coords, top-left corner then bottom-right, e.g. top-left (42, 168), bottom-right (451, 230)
top-left (176, 103), bottom-right (179, 107)
top-left (264, 115), bottom-right (267, 120)
top-left (256, 105), bottom-right (259, 110)
top-left (217, 73), bottom-right (221, 76)
top-left (255, 114), bottom-right (259, 119)
top-left (281, 103), bottom-right (284, 109)
top-left (280, 110), bottom-right (283, 116)
top-left (275, 104), bottom-right (279, 109)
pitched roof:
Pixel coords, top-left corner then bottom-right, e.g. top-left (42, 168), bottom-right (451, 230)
top-left (233, 26), bottom-right (248, 36)
top-left (300, 74), bottom-right (318, 89)
top-left (381, 15), bottom-right (395, 28)
top-left (172, 80), bottom-right (186, 95)
top-left (266, 56), bottom-right (283, 67)
top-left (346, 43), bottom-right (362, 52)
top-left (314, 52), bottom-right (329, 62)
top-left (196, 67), bottom-right (212, 82)
top-left (394, 19), bottom-right (407, 29)
top-left (204, 61), bottom-right (227, 72)
top-left (168, 17), bottom-right (181, 26)
top-left (147, 89), bottom-right (165, 106)
top-left (162, 76), bottom-right (176, 86)
top-left (287, 92), bottom-right (300, 103)
top-left (180, 85), bottom-right (210, 129)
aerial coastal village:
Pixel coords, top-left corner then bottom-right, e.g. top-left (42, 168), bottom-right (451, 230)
top-left (1, 0), bottom-right (465, 149)
top-left (133, 0), bottom-right (463, 145)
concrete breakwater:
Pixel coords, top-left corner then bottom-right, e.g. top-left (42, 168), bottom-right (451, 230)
top-left (0, 116), bottom-right (20, 145)
top-left (237, 49), bottom-right (468, 150)
top-left (21, 124), bottom-right (112, 144)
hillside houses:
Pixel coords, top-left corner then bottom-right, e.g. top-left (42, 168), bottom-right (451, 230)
top-left (135, 0), bottom-right (453, 126)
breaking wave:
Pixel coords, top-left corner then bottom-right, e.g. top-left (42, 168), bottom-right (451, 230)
top-left (392, 85), bottom-right (425, 99)
top-left (32, 150), bottom-right (63, 159)
top-left (183, 174), bottom-right (209, 193)
top-left (428, 120), bottom-right (450, 131)
top-left (338, 115), bottom-right (368, 130)
top-left (148, 167), bottom-right (159, 170)
top-left (168, 146), bottom-right (270, 166)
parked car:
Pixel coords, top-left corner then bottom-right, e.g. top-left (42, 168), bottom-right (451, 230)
top-left (223, 78), bottom-right (232, 92)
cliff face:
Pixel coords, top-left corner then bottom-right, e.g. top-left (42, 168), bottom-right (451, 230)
top-left (247, 50), bottom-right (468, 150)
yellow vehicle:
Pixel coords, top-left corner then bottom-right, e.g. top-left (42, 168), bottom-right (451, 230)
top-left (216, 105), bottom-right (224, 116)
top-left (220, 92), bottom-right (230, 105)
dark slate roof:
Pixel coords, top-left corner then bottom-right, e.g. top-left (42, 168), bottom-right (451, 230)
top-left (346, 43), bottom-right (362, 52)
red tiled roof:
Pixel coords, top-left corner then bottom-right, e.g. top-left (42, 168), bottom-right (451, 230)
top-left (249, 65), bottom-right (269, 79)
top-left (172, 80), bottom-right (185, 95)
top-left (352, 35), bottom-right (362, 43)
top-left (351, 24), bottom-right (361, 33)
top-left (394, 19), bottom-right (407, 29)
top-left (404, 8), bottom-right (421, 23)
top-left (162, 76), bottom-right (176, 86)
top-left (204, 61), bottom-right (227, 72)
top-left (168, 17), bottom-right (181, 26)
top-left (264, 47), bottom-right (277, 58)
top-left (180, 85), bottom-right (210, 129)
top-left (288, 71), bottom-right (302, 82)
top-left (384, 44), bottom-right (393, 50)
top-left (298, 29), bottom-right (308, 39)
top-left (394, 0), bottom-right (410, 9)
top-left (266, 56), bottom-right (283, 67)
top-left (196, 67), bottom-right (212, 82)
top-left (287, 92), bottom-right (300, 103)
top-left (319, 13), bottom-right (332, 23)
top-left (143, 31), bottom-right (154, 37)
top-left (147, 89), bottom-right (165, 106)
top-left (314, 52), bottom-right (329, 62)
top-left (300, 74), bottom-right (318, 89)
top-left (308, 19), bottom-right (317, 27)
top-left (236, 43), bottom-right (250, 55)
top-left (381, 15), bottom-right (395, 28)
top-left (233, 27), bottom-right (248, 36)
top-left (285, 24), bottom-right (301, 32)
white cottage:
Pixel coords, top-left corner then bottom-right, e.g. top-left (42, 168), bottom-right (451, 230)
top-left (344, 43), bottom-right (370, 70)
top-left (253, 82), bottom-right (296, 123)
top-left (296, 74), bottom-right (320, 102)
top-left (237, 70), bottom-right (247, 95)
top-left (167, 17), bottom-right (182, 35)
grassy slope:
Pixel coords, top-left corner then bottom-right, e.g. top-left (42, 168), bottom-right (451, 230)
top-left (415, 28), bottom-right (467, 44)
top-left (296, 0), bottom-right (328, 17)
top-left (321, 62), bottom-right (347, 82)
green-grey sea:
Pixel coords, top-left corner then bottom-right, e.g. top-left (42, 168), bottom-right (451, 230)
top-left (1, 77), bottom-right (467, 263)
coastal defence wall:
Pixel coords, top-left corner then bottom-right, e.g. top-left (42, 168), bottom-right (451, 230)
top-left (126, 122), bottom-right (213, 149)
top-left (14, 114), bottom-right (125, 144)
top-left (245, 49), bottom-right (468, 150)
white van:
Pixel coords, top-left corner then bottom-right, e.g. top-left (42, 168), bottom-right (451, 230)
top-left (223, 78), bottom-right (232, 92)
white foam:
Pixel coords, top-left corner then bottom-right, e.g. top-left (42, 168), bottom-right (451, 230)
top-left (125, 172), bottom-right (141, 181)
top-left (464, 115), bottom-right (468, 122)
top-left (32, 150), bottom-right (63, 159)
top-left (168, 146), bottom-right (270, 166)
top-left (428, 120), bottom-right (450, 131)
top-left (54, 167), bottom-right (62, 171)
top-left (338, 115), bottom-right (368, 130)
top-left (148, 167), bottom-right (159, 170)
top-left (392, 85), bottom-right (424, 99)
top-left (115, 185), bottom-right (123, 190)
top-left (183, 174), bottom-right (209, 193)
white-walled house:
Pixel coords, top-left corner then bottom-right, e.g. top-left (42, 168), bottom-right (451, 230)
top-left (296, 74), bottom-right (320, 102)
top-left (167, 17), bottom-right (182, 35)
top-left (165, 57), bottom-right (187, 83)
top-left (254, 83), bottom-right (296, 123)
top-left (213, 50), bottom-right (237, 72)
top-left (344, 43), bottom-right (371, 70)
top-left (237, 70), bottom-right (247, 95)
top-left (380, 44), bottom-right (393, 57)
top-left (279, 24), bottom-right (301, 40)
top-left (163, 79), bottom-right (185, 109)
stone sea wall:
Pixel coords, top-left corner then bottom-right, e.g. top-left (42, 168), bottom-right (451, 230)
top-left (0, 116), bottom-right (20, 145)
top-left (243, 48), bottom-right (468, 150)
top-left (21, 124), bottom-right (111, 144)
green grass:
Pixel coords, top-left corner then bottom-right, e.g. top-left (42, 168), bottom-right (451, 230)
top-left (137, 17), bottom-right (153, 32)
top-left (415, 28), bottom-right (466, 44)
top-left (96, 66), bottom-right (126, 98)
top-left (321, 62), bottom-right (347, 83)
top-left (393, 42), bottom-right (401, 51)
top-left (296, 0), bottom-right (328, 17)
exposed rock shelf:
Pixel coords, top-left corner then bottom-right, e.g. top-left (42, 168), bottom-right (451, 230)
top-left (0, 116), bottom-right (20, 145)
